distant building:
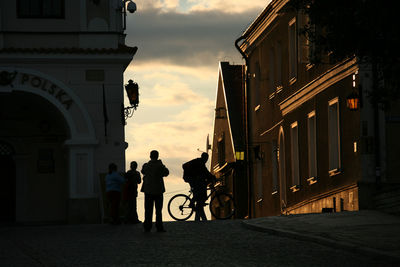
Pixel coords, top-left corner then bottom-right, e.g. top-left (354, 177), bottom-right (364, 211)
top-left (210, 62), bottom-right (248, 219)
top-left (0, 0), bottom-right (136, 223)
top-left (235, 0), bottom-right (400, 217)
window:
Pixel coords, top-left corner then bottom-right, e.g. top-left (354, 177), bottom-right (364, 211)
top-left (290, 122), bottom-right (300, 188)
top-left (256, 160), bottom-right (263, 201)
top-left (254, 61), bottom-right (261, 110)
top-left (309, 23), bottom-right (324, 64)
top-left (254, 145), bottom-right (263, 202)
top-left (18, 0), bottom-right (64, 18)
top-left (298, 13), bottom-right (314, 68)
top-left (307, 24), bottom-right (318, 67)
top-left (215, 107), bottom-right (226, 119)
top-left (268, 47), bottom-right (275, 95)
top-left (307, 111), bottom-right (317, 183)
top-left (288, 18), bottom-right (297, 82)
top-left (328, 98), bottom-right (341, 174)
top-left (276, 42), bottom-right (283, 90)
top-left (278, 128), bottom-right (287, 206)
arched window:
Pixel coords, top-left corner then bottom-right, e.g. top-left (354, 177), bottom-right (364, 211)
top-left (278, 127), bottom-right (287, 213)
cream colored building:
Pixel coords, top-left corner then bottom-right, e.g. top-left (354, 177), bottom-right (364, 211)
top-left (0, 0), bottom-right (136, 223)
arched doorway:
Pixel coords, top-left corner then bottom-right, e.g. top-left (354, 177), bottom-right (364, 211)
top-left (278, 127), bottom-right (287, 214)
top-left (1, 68), bottom-right (100, 223)
top-left (0, 91), bottom-right (70, 223)
top-left (0, 142), bottom-right (16, 223)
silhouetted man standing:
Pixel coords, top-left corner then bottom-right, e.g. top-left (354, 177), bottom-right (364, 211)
top-left (141, 150), bottom-right (169, 232)
top-left (183, 152), bottom-right (215, 221)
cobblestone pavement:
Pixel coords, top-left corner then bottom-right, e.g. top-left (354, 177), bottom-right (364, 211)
top-left (0, 220), bottom-right (396, 266)
top-left (242, 210), bottom-right (400, 263)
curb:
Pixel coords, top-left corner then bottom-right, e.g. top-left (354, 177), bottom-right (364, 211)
top-left (241, 220), bottom-right (400, 264)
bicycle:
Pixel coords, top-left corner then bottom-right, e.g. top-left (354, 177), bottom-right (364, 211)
top-left (167, 182), bottom-right (235, 221)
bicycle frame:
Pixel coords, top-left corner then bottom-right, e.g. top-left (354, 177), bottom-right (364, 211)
top-left (167, 181), bottom-right (234, 221)
top-left (191, 182), bottom-right (221, 205)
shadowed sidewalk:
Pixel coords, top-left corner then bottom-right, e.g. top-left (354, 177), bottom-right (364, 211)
top-left (242, 210), bottom-right (400, 262)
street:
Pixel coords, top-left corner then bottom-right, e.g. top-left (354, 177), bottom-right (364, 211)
top-left (0, 219), bottom-right (394, 266)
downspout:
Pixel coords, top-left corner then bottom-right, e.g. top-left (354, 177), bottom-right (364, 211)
top-left (235, 35), bottom-right (251, 218)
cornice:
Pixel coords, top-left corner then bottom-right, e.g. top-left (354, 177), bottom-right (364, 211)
top-left (279, 58), bottom-right (358, 116)
top-left (240, 0), bottom-right (289, 53)
top-left (0, 45), bottom-right (137, 55)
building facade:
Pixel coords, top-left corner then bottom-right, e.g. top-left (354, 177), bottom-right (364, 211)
top-left (235, 0), bottom-right (400, 217)
top-left (210, 62), bottom-right (248, 219)
top-left (0, 0), bottom-right (136, 224)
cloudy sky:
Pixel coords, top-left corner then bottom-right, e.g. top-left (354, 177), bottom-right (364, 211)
top-left (122, 0), bottom-right (269, 220)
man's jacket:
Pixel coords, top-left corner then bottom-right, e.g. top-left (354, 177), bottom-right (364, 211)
top-left (140, 159), bottom-right (169, 194)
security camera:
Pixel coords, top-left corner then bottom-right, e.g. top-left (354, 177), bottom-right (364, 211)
top-left (127, 1), bottom-right (137, 13)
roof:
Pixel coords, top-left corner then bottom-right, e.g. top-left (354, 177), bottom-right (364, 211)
top-left (242, 0), bottom-right (276, 37)
top-left (219, 62), bottom-right (245, 150)
top-left (240, 0), bottom-right (289, 52)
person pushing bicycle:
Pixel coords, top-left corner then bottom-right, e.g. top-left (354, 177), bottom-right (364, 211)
top-left (182, 152), bottom-right (216, 221)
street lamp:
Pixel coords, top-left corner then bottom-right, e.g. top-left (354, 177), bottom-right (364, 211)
top-left (122, 79), bottom-right (139, 124)
top-left (121, 0), bottom-right (137, 30)
top-left (346, 91), bottom-right (360, 111)
top-left (347, 72), bottom-right (361, 111)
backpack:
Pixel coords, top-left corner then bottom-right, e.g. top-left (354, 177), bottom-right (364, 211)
top-left (182, 159), bottom-right (198, 183)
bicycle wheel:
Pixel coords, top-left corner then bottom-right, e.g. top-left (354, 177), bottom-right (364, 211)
top-left (209, 192), bottom-right (235, 220)
top-left (168, 194), bottom-right (194, 221)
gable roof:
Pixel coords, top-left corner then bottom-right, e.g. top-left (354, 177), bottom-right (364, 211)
top-left (219, 62), bottom-right (245, 150)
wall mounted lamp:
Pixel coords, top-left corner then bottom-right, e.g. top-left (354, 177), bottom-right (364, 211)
top-left (347, 72), bottom-right (361, 111)
top-left (122, 79), bottom-right (139, 125)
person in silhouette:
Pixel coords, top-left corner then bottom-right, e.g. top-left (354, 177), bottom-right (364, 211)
top-left (140, 150), bottom-right (169, 232)
top-left (124, 161), bottom-right (142, 224)
top-left (182, 152), bottom-right (216, 221)
top-left (105, 163), bottom-right (125, 225)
